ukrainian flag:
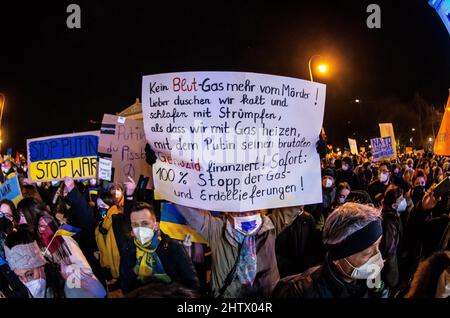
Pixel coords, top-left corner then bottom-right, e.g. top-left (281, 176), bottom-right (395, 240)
top-left (159, 203), bottom-right (207, 244)
top-left (54, 224), bottom-right (81, 237)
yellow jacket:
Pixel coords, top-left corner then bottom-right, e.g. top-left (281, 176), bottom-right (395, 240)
top-left (95, 205), bottom-right (122, 279)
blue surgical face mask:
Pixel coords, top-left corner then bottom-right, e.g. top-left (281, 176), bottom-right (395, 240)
top-left (234, 214), bottom-right (262, 236)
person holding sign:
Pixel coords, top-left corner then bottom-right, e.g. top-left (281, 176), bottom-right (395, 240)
top-left (144, 135), bottom-right (326, 297)
top-left (146, 150), bottom-right (301, 297)
top-left (174, 204), bottom-right (303, 298)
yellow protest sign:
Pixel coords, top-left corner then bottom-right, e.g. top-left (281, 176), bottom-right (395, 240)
top-left (434, 91), bottom-right (450, 155)
top-left (27, 132), bottom-right (99, 182)
top-left (379, 123), bottom-right (397, 159)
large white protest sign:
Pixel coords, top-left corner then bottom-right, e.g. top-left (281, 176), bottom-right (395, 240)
top-left (142, 72), bottom-right (326, 211)
top-left (371, 136), bottom-right (395, 162)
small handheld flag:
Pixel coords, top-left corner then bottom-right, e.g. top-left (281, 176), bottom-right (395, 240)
top-left (54, 224), bottom-right (81, 237)
top-left (44, 224), bottom-right (81, 256)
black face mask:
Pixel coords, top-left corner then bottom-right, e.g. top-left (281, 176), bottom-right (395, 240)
top-left (412, 186), bottom-right (426, 202)
top-left (0, 216), bottom-right (13, 235)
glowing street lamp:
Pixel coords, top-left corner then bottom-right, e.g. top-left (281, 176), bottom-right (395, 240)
top-left (318, 64), bottom-right (327, 73)
top-left (308, 55), bottom-right (328, 82)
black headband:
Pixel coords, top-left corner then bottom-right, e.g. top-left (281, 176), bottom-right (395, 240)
top-left (326, 219), bottom-right (382, 261)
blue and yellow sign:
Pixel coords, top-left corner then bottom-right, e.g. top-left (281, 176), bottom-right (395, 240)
top-left (0, 175), bottom-right (23, 206)
top-left (27, 131), bottom-right (99, 182)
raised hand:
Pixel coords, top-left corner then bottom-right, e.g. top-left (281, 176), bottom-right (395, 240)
top-left (124, 175), bottom-right (137, 196)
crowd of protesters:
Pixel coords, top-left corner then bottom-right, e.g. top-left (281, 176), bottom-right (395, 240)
top-left (0, 140), bottom-right (448, 298)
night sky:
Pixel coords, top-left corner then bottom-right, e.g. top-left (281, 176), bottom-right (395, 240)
top-left (0, 0), bottom-right (448, 153)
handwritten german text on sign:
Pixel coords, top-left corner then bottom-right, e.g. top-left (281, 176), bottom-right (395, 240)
top-left (142, 72), bottom-right (326, 212)
top-left (98, 114), bottom-right (153, 186)
top-left (27, 132), bottom-right (99, 182)
top-left (371, 136), bottom-right (394, 162)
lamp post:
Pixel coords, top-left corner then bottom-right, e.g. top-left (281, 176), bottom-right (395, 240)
top-left (308, 55), bottom-right (328, 82)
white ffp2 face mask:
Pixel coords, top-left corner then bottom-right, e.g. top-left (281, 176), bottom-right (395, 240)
top-left (25, 278), bottom-right (46, 298)
top-left (379, 173), bottom-right (389, 183)
top-left (345, 251), bottom-right (384, 280)
top-left (396, 198), bottom-right (407, 212)
top-left (234, 214), bottom-right (262, 236)
top-left (133, 227), bottom-right (154, 245)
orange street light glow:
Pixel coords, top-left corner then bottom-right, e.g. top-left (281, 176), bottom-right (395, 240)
top-left (318, 64), bottom-right (327, 73)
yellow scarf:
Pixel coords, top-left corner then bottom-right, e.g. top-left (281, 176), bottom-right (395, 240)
top-left (134, 235), bottom-right (171, 283)
top-left (95, 205), bottom-right (122, 278)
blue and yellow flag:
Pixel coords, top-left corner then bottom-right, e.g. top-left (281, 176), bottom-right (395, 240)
top-left (89, 187), bottom-right (98, 196)
top-left (54, 224), bottom-right (81, 237)
top-left (159, 203), bottom-right (207, 244)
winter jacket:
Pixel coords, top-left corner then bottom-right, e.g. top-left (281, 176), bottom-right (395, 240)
top-left (368, 180), bottom-right (389, 204)
top-left (119, 232), bottom-right (200, 294)
top-left (276, 211), bottom-right (324, 277)
top-left (95, 205), bottom-right (122, 279)
top-left (402, 203), bottom-right (449, 278)
top-left (273, 254), bottom-right (373, 298)
top-left (65, 187), bottom-right (107, 285)
top-left (380, 208), bottom-right (403, 289)
top-left (305, 187), bottom-right (335, 225)
top-left (175, 204), bottom-right (302, 298)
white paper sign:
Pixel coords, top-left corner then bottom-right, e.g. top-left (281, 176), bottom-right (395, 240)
top-left (348, 138), bottom-right (358, 155)
top-left (98, 157), bottom-right (113, 181)
top-left (142, 72), bottom-right (326, 211)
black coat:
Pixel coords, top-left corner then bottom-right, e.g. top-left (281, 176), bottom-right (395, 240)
top-left (368, 180), bottom-right (389, 204)
top-left (273, 254), bottom-right (374, 298)
top-left (401, 203), bottom-right (449, 279)
top-left (380, 208), bottom-right (403, 289)
top-left (65, 188), bottom-right (105, 286)
top-left (275, 211), bottom-right (323, 277)
top-left (119, 232), bottom-right (200, 294)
